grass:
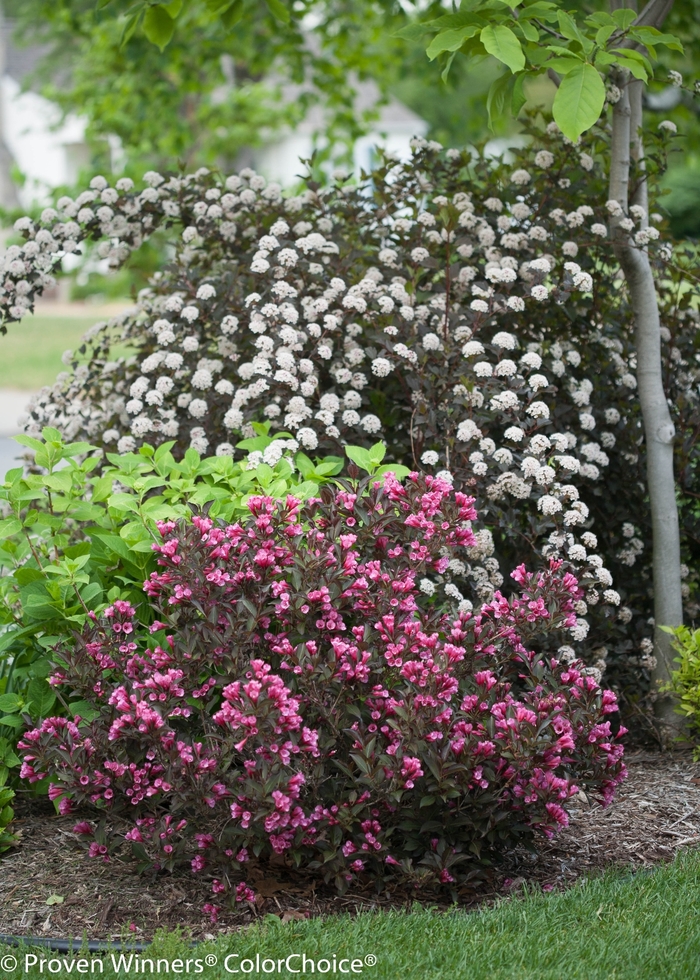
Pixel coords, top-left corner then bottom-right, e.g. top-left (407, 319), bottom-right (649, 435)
top-left (2, 852), bottom-right (700, 979)
top-left (0, 313), bottom-right (126, 391)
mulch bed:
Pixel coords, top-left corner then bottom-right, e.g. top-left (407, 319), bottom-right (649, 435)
top-left (1, 751), bottom-right (699, 944)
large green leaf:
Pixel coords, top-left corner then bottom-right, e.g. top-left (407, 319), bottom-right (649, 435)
top-left (552, 62), bottom-right (605, 142)
top-left (480, 24), bottom-right (525, 73)
top-left (426, 25), bottom-right (479, 61)
top-left (142, 5), bottom-right (175, 50)
top-left (26, 679), bottom-right (55, 717)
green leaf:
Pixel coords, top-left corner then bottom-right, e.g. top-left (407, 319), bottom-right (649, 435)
top-left (142, 5), bottom-right (175, 50)
top-left (595, 24), bottom-right (616, 46)
top-left (163, 0), bottom-right (183, 15)
top-left (26, 679), bottom-right (55, 717)
top-left (486, 71), bottom-right (512, 130)
top-left (517, 20), bottom-right (539, 43)
top-left (44, 471), bottom-right (73, 493)
top-left (511, 72), bottom-right (528, 116)
top-left (441, 52), bottom-right (457, 84)
top-left (519, 1), bottom-right (559, 21)
top-left (120, 9), bottom-right (142, 46)
top-left (108, 492), bottom-right (140, 514)
top-left (552, 62), bottom-right (605, 142)
top-left (12, 434), bottom-right (45, 452)
top-left (220, 0), bottom-right (244, 29)
top-left (264, 0), bottom-right (290, 24)
top-left (546, 56), bottom-right (584, 75)
top-left (611, 54), bottom-right (648, 82)
top-left (374, 464), bottom-right (411, 481)
top-left (629, 28), bottom-right (682, 52)
top-left (345, 446), bottom-right (374, 474)
top-left (69, 700), bottom-right (101, 722)
top-left (426, 25), bottom-right (479, 61)
top-left (46, 894), bottom-right (64, 906)
top-left (41, 427), bottom-right (63, 444)
top-left (557, 10), bottom-right (587, 49)
top-left (480, 24), bottom-right (526, 73)
top-left (0, 715), bottom-right (23, 729)
top-left (393, 22), bottom-right (435, 41)
top-left (0, 694), bottom-right (22, 714)
top-left (368, 442), bottom-right (386, 465)
top-left (611, 8), bottom-right (636, 30)
top-left (0, 518), bottom-right (22, 539)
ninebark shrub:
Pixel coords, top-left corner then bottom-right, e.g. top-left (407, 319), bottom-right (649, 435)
top-left (19, 474), bottom-right (626, 904)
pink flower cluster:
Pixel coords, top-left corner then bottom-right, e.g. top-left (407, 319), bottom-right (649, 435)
top-left (19, 473), bottom-right (625, 899)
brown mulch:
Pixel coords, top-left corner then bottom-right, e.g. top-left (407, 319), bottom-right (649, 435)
top-left (1, 752), bottom-right (699, 944)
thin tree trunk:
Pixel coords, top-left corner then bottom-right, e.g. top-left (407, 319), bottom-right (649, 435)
top-left (608, 70), bottom-right (683, 733)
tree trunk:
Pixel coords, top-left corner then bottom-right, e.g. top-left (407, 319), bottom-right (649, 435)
top-left (608, 69), bottom-right (683, 734)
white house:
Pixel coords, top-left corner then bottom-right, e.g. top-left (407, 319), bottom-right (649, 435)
top-left (249, 78), bottom-right (428, 185)
top-left (0, 15), bottom-right (91, 208)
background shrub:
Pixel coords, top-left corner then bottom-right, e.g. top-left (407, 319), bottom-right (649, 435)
top-left (19, 473), bottom-right (626, 904)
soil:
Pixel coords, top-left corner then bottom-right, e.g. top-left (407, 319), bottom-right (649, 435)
top-left (1, 751), bottom-right (699, 944)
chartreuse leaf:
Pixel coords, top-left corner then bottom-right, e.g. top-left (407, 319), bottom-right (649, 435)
top-left (552, 62), bottom-right (605, 142)
top-left (611, 8), bottom-right (636, 29)
top-left (142, 4), bottom-right (175, 50)
top-left (480, 24), bottom-right (525, 73)
top-left (0, 518), bottom-right (22, 538)
top-left (374, 464), bottom-right (411, 481)
top-left (368, 443), bottom-right (386, 466)
top-left (345, 446), bottom-right (374, 474)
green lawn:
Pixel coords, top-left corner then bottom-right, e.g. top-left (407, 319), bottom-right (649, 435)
top-left (0, 314), bottom-right (119, 391)
top-left (2, 852), bottom-right (700, 979)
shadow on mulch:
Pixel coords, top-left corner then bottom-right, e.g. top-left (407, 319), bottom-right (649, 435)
top-left (1, 751), bottom-right (699, 943)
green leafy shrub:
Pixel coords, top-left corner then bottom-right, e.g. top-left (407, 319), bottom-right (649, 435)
top-left (0, 425), bottom-right (354, 739)
top-left (664, 624), bottom-right (700, 755)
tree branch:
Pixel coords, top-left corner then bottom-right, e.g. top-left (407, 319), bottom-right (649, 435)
top-left (634, 0), bottom-right (675, 29)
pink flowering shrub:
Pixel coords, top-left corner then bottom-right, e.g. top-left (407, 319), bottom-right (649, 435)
top-left (19, 473), bottom-right (625, 898)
